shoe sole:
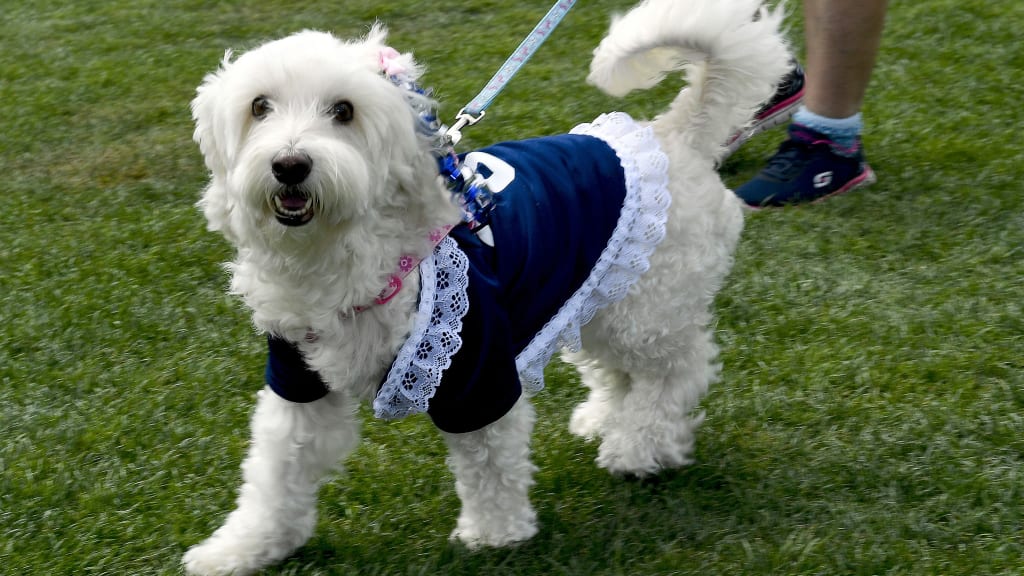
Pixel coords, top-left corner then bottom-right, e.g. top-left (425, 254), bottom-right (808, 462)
top-left (742, 163), bottom-right (877, 211)
top-left (721, 89), bottom-right (805, 159)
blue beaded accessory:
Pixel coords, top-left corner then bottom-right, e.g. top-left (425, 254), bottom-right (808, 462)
top-left (383, 68), bottom-right (496, 228)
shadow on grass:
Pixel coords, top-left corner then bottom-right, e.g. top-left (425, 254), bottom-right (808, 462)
top-left (264, 450), bottom-right (770, 576)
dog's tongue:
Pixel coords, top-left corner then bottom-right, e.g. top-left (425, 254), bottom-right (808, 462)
top-left (279, 193), bottom-right (309, 210)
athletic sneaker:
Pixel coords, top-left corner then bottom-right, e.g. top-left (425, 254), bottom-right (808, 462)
top-left (733, 124), bottom-right (876, 208)
top-left (722, 61), bottom-right (805, 158)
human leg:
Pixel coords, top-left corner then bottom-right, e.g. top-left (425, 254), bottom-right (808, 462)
top-left (802, 0), bottom-right (889, 119)
top-left (734, 0), bottom-right (887, 207)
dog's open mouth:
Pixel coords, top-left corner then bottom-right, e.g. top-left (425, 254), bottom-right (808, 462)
top-left (272, 189), bottom-right (315, 226)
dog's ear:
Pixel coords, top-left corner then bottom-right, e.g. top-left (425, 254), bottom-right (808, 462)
top-left (191, 50), bottom-right (234, 177)
top-left (191, 51), bottom-right (239, 239)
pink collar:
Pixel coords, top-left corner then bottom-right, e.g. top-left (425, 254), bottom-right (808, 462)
top-left (353, 224), bottom-right (454, 314)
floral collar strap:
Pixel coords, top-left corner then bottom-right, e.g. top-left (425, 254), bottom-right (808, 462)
top-left (352, 224), bottom-right (453, 314)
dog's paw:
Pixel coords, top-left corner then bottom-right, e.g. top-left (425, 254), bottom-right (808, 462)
top-left (595, 420), bottom-right (700, 477)
top-left (449, 515), bottom-right (538, 549)
top-left (596, 442), bottom-right (663, 477)
top-left (182, 525), bottom-right (306, 576)
top-left (182, 538), bottom-right (265, 576)
top-left (568, 399), bottom-right (608, 440)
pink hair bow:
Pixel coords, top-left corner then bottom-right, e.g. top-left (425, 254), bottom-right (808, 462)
top-left (378, 47), bottom-right (407, 77)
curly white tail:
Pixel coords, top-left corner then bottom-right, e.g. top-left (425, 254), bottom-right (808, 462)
top-left (588, 0), bottom-right (791, 158)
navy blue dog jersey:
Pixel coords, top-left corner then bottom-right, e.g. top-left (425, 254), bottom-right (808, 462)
top-left (265, 113), bottom-right (670, 434)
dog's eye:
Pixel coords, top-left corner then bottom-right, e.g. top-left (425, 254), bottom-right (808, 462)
top-left (252, 96), bottom-right (272, 120)
top-left (331, 100), bottom-right (354, 123)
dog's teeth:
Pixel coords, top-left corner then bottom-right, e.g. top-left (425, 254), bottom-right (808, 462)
top-left (273, 194), bottom-right (311, 217)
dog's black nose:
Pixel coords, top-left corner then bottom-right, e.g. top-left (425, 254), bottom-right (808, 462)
top-left (272, 153), bottom-right (313, 185)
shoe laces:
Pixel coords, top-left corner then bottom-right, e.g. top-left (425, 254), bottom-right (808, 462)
top-left (761, 137), bottom-right (814, 180)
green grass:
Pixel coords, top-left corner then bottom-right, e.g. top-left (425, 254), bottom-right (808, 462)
top-left (2, 0), bottom-right (1022, 574)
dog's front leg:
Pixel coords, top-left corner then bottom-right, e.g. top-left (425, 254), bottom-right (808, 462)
top-left (183, 389), bottom-right (360, 576)
top-left (442, 397), bottom-right (539, 548)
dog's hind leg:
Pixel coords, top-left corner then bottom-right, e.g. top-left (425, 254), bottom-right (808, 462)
top-left (442, 396), bottom-right (539, 548)
top-left (564, 350), bottom-right (630, 441)
top-left (183, 389), bottom-right (360, 576)
top-left (594, 325), bottom-right (719, 477)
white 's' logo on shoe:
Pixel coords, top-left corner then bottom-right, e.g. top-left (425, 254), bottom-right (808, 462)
top-left (813, 171), bottom-right (833, 189)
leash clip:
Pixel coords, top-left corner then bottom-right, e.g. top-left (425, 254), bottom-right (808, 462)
top-left (445, 108), bottom-right (486, 145)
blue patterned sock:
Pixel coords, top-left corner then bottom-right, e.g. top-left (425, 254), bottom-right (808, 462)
top-left (792, 106), bottom-right (862, 155)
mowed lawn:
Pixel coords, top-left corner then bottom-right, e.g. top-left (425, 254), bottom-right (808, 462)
top-left (1, 0), bottom-right (1021, 574)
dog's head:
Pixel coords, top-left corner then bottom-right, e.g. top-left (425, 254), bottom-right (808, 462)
top-left (191, 26), bottom-right (450, 249)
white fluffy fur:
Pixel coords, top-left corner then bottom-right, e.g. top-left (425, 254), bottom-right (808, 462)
top-left (182, 1), bottom-right (789, 574)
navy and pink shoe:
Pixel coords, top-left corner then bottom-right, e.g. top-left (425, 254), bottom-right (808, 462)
top-left (723, 61), bottom-right (805, 158)
top-left (734, 124), bottom-right (876, 208)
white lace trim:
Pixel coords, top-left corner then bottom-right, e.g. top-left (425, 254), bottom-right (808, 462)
top-left (515, 112), bottom-right (671, 393)
top-left (373, 236), bottom-right (469, 420)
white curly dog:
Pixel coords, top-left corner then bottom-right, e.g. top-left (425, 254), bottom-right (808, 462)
top-left (183, 0), bottom-right (789, 573)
